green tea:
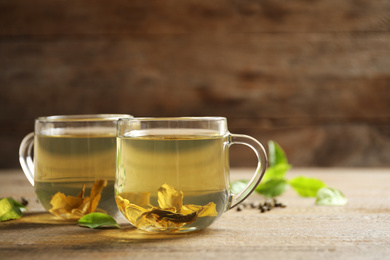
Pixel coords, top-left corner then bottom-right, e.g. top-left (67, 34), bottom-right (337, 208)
top-left (34, 133), bottom-right (118, 217)
top-left (115, 130), bottom-right (230, 232)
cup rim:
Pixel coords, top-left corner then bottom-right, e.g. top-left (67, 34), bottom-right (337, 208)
top-left (118, 116), bottom-right (227, 122)
top-left (37, 114), bottom-right (133, 122)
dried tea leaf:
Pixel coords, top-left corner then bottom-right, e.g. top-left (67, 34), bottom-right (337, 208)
top-left (115, 195), bottom-right (149, 224)
top-left (90, 180), bottom-right (106, 198)
top-left (157, 183), bottom-right (183, 211)
top-left (50, 192), bottom-right (84, 212)
top-left (119, 192), bottom-right (151, 208)
top-left (196, 202), bottom-right (218, 217)
top-left (49, 179), bottom-right (107, 219)
top-left (77, 184), bottom-right (86, 198)
top-left (78, 212), bottom-right (120, 229)
top-left (181, 204), bottom-right (202, 215)
top-left (146, 209), bottom-right (198, 223)
top-left (116, 183), bottom-right (218, 229)
top-left (0, 198), bottom-right (26, 222)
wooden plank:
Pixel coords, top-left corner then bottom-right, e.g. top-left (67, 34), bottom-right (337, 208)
top-left (1, 33), bottom-right (390, 167)
top-left (1, 33), bottom-right (389, 119)
top-left (228, 123), bottom-right (390, 167)
top-left (1, 168), bottom-right (390, 260)
top-left (1, 0), bottom-right (390, 35)
top-left (1, 1), bottom-right (390, 168)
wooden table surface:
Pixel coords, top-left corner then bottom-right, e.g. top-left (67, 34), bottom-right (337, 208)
top-left (1, 168), bottom-right (389, 260)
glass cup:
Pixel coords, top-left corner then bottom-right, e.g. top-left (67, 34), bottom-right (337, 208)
top-left (115, 117), bottom-right (268, 232)
top-left (19, 114), bottom-right (132, 219)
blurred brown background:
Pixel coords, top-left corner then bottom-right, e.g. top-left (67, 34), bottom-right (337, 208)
top-left (1, 0), bottom-right (390, 169)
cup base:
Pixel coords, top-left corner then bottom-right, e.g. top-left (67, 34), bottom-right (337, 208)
top-left (141, 226), bottom-right (199, 233)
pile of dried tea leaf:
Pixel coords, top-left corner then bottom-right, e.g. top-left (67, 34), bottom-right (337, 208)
top-left (49, 179), bottom-right (108, 219)
top-left (116, 183), bottom-right (218, 229)
top-left (236, 198), bottom-right (287, 213)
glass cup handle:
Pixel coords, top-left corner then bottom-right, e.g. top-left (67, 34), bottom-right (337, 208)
top-left (228, 133), bottom-right (268, 209)
top-left (19, 132), bottom-right (35, 186)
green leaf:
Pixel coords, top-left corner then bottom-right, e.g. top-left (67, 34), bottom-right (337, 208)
top-left (230, 180), bottom-right (249, 194)
top-left (289, 176), bottom-right (327, 197)
top-left (268, 140), bottom-right (288, 167)
top-left (262, 163), bottom-right (291, 183)
top-left (255, 179), bottom-right (289, 197)
top-left (231, 141), bottom-right (292, 199)
top-left (0, 198), bottom-right (26, 222)
top-left (11, 200), bottom-right (27, 211)
top-left (316, 187), bottom-right (347, 206)
top-left (78, 213), bottom-right (120, 229)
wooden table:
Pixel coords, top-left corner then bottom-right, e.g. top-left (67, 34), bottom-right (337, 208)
top-left (1, 168), bottom-right (389, 260)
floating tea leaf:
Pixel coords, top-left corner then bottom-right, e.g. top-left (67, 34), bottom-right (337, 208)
top-left (49, 179), bottom-right (107, 219)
